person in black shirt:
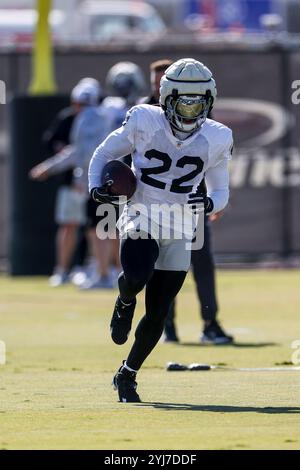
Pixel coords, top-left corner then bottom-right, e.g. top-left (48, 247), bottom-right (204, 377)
top-left (43, 106), bottom-right (75, 185)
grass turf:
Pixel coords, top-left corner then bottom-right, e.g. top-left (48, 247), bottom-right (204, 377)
top-left (0, 270), bottom-right (300, 450)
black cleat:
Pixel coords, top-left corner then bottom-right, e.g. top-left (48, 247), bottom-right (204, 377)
top-left (201, 320), bottom-right (234, 345)
top-left (113, 363), bottom-right (141, 403)
top-left (110, 296), bottom-right (136, 345)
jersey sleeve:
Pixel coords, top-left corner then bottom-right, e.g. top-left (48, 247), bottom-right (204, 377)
top-left (88, 107), bottom-right (137, 192)
top-left (213, 127), bottom-right (233, 166)
top-left (206, 128), bottom-right (233, 214)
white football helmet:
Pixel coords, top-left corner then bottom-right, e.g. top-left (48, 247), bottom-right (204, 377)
top-left (159, 58), bottom-right (217, 133)
top-left (71, 83), bottom-right (100, 106)
top-left (77, 77), bottom-right (103, 99)
top-left (106, 62), bottom-right (145, 104)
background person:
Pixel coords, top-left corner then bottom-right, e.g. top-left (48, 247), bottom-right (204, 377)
top-left (103, 61), bottom-right (146, 129)
top-left (29, 79), bottom-right (101, 286)
top-left (30, 81), bottom-right (114, 288)
top-left (100, 62), bottom-right (146, 277)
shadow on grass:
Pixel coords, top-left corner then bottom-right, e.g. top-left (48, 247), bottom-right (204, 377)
top-left (138, 403), bottom-right (300, 414)
top-left (180, 342), bottom-right (278, 348)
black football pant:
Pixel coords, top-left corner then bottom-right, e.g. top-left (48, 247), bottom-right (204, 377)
top-left (165, 217), bottom-right (218, 331)
top-left (118, 237), bottom-right (187, 370)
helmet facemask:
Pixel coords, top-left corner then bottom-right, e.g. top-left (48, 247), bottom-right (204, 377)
top-left (165, 92), bottom-right (213, 133)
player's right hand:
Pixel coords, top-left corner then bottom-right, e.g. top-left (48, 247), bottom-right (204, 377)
top-left (90, 186), bottom-right (123, 206)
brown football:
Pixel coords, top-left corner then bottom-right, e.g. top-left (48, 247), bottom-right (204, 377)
top-left (101, 160), bottom-right (137, 199)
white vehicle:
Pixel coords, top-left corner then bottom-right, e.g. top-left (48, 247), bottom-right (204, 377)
top-left (66, 1), bottom-right (166, 44)
top-left (0, 1), bottom-right (166, 49)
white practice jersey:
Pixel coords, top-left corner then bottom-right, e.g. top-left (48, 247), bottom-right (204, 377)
top-left (89, 104), bottom-right (233, 214)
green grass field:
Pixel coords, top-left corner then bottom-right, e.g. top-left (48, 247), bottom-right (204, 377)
top-left (0, 270), bottom-right (300, 450)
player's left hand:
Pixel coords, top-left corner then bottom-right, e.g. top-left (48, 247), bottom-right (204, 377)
top-left (188, 191), bottom-right (214, 215)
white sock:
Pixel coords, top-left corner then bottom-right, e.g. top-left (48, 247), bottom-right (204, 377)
top-left (123, 361), bottom-right (138, 374)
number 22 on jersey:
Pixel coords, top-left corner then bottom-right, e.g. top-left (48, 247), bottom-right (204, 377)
top-left (140, 149), bottom-right (204, 194)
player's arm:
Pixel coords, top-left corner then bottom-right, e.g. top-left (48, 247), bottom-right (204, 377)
top-left (188, 130), bottom-right (232, 215)
top-left (29, 147), bottom-right (76, 181)
top-left (36, 112), bottom-right (89, 179)
top-left (88, 108), bottom-right (136, 202)
top-left (205, 130), bottom-right (233, 214)
top-left (187, 161), bottom-right (229, 216)
top-left (205, 158), bottom-right (230, 215)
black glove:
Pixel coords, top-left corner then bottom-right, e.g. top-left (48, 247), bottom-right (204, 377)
top-left (90, 186), bottom-right (123, 206)
top-left (188, 191), bottom-right (214, 215)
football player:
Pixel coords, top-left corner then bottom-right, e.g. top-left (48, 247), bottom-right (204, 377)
top-left (88, 58), bottom-right (233, 402)
top-left (103, 61), bottom-right (146, 129)
top-left (142, 59), bottom-right (233, 344)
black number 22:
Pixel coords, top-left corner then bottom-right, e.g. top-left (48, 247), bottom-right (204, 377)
top-left (140, 149), bottom-right (204, 194)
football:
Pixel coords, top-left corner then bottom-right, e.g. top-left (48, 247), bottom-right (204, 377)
top-left (101, 160), bottom-right (137, 199)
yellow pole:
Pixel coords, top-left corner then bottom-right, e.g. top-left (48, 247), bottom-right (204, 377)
top-left (29, 0), bottom-right (57, 95)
